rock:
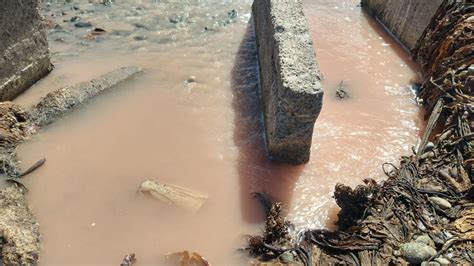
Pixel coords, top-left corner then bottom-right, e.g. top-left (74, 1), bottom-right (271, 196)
top-left (133, 35), bottom-right (147, 41)
top-left (423, 141), bottom-right (435, 152)
top-left (468, 64), bottom-right (474, 75)
top-left (421, 261), bottom-right (440, 266)
top-left (421, 151), bottom-right (435, 159)
top-left (429, 196), bottom-right (452, 209)
top-left (414, 234), bottom-right (435, 247)
top-left (336, 80), bottom-right (350, 99)
top-left (74, 21), bottom-right (92, 28)
top-left (169, 14), bottom-right (182, 24)
top-left (400, 242), bottom-right (437, 264)
top-left (279, 251), bottom-right (294, 263)
top-left (434, 257), bottom-right (450, 266)
top-left (70, 16), bottom-right (81, 22)
top-left (228, 9), bottom-right (238, 19)
top-left (186, 76), bottom-right (197, 83)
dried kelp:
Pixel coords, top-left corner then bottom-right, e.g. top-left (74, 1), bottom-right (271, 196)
top-left (247, 1), bottom-right (473, 265)
top-left (0, 102), bottom-right (32, 149)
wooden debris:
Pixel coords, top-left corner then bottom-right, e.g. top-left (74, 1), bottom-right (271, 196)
top-left (138, 179), bottom-right (208, 213)
top-left (166, 251), bottom-right (210, 266)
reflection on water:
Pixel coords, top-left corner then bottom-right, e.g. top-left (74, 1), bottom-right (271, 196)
top-left (14, 0), bottom-right (422, 264)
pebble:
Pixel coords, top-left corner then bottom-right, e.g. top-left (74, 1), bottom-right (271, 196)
top-left (169, 14), bottom-right (181, 24)
top-left (133, 35), bottom-right (147, 41)
top-left (429, 196), bottom-right (452, 209)
top-left (423, 142), bottom-right (435, 152)
top-left (421, 151), bottom-right (435, 159)
top-left (279, 251), bottom-right (294, 263)
top-left (421, 262), bottom-right (440, 266)
top-left (186, 76), bottom-right (197, 83)
top-left (74, 21), bottom-right (92, 28)
top-left (415, 234), bottom-right (435, 247)
top-left (70, 16), bottom-right (81, 22)
top-left (401, 242), bottom-right (437, 264)
top-left (468, 64), bottom-right (474, 75)
top-left (434, 257), bottom-right (450, 266)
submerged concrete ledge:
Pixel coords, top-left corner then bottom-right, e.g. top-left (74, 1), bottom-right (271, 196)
top-left (253, 0), bottom-right (323, 164)
top-left (0, 0), bottom-right (52, 101)
top-left (362, 0), bottom-right (443, 51)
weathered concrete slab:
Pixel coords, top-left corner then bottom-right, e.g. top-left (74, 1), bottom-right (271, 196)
top-left (362, 0), bottom-right (443, 51)
top-left (30, 66), bottom-right (143, 126)
top-left (0, 0), bottom-right (52, 101)
top-left (253, 0), bottom-right (323, 164)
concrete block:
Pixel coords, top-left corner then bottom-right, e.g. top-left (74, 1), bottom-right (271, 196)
top-left (253, 0), bottom-right (323, 164)
top-left (0, 0), bottom-right (52, 101)
top-left (362, 0), bottom-right (443, 51)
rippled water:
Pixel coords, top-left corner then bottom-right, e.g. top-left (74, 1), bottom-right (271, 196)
top-left (14, 0), bottom-right (422, 264)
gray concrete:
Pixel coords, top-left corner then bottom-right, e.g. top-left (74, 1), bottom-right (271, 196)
top-left (0, 0), bottom-right (52, 101)
top-left (362, 0), bottom-right (443, 51)
top-left (253, 0), bottom-right (323, 164)
top-left (30, 66), bottom-right (143, 126)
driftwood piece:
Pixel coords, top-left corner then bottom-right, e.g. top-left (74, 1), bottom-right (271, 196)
top-left (138, 179), bottom-right (208, 213)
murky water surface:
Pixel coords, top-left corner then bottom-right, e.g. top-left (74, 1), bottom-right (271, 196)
top-left (15, 0), bottom-right (422, 264)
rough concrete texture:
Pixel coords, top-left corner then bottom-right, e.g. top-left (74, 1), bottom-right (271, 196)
top-left (362, 0), bottom-right (443, 51)
top-left (30, 66), bottom-right (143, 126)
top-left (253, 0), bottom-right (323, 164)
top-left (0, 185), bottom-right (40, 264)
top-left (0, 0), bottom-right (52, 101)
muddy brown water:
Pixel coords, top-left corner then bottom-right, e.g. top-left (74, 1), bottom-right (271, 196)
top-left (14, 0), bottom-right (422, 264)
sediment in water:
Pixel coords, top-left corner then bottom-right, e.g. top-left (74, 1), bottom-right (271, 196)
top-left (247, 2), bottom-right (473, 265)
top-left (0, 66), bottom-right (143, 264)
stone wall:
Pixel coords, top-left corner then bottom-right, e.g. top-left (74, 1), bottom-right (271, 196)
top-left (362, 0), bottom-right (443, 51)
top-left (0, 0), bottom-right (51, 101)
top-left (253, 0), bottom-right (323, 164)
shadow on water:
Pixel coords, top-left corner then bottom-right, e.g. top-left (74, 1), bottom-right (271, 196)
top-left (231, 19), bottom-right (304, 223)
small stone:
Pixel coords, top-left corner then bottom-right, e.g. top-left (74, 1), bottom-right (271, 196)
top-left (468, 64), bottom-right (474, 75)
top-left (186, 76), bottom-right (197, 83)
top-left (401, 242), bottom-right (437, 264)
top-left (414, 235), bottom-right (435, 247)
top-left (429, 196), bottom-right (452, 209)
top-left (279, 251), bottom-right (294, 263)
top-left (423, 142), bottom-right (435, 152)
top-left (228, 9), bottom-right (238, 19)
top-left (133, 35), bottom-right (147, 41)
top-left (169, 14), bottom-right (181, 24)
top-left (421, 262), bottom-right (440, 266)
top-left (70, 16), bottom-right (81, 22)
top-left (421, 151), bottom-right (435, 159)
top-left (74, 21), bottom-right (92, 28)
top-left (393, 250), bottom-right (401, 256)
top-left (434, 257), bottom-right (450, 266)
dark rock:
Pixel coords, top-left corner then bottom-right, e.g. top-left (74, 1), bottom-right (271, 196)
top-left (336, 80), bottom-right (350, 99)
top-left (169, 14), bottom-right (182, 24)
top-left (74, 21), bottom-right (92, 28)
top-left (70, 16), bottom-right (81, 22)
top-left (133, 35), bottom-right (147, 41)
top-left (400, 242), bottom-right (437, 264)
top-left (228, 9), bottom-right (238, 19)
